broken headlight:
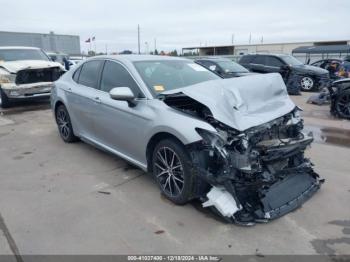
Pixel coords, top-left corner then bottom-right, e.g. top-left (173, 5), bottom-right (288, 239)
top-left (0, 69), bottom-right (16, 84)
top-left (195, 128), bottom-right (228, 158)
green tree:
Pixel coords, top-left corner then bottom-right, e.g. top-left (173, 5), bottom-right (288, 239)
top-left (169, 50), bottom-right (178, 56)
top-left (88, 50), bottom-right (96, 56)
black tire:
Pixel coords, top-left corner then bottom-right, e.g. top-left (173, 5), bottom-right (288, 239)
top-left (335, 89), bottom-right (350, 119)
top-left (55, 104), bottom-right (79, 143)
top-left (152, 139), bottom-right (196, 205)
top-left (0, 88), bottom-right (11, 108)
top-left (300, 76), bottom-right (315, 92)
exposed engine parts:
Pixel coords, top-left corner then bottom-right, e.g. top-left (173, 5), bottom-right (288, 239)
top-left (164, 94), bottom-right (323, 225)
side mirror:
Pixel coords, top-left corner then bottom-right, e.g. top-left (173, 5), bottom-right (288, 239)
top-left (109, 87), bottom-right (136, 107)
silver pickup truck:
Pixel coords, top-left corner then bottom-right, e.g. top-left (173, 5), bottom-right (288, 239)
top-left (0, 46), bottom-right (65, 108)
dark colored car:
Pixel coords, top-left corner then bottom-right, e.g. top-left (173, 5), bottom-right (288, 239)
top-left (195, 57), bottom-right (254, 78)
top-left (239, 54), bottom-right (330, 94)
top-left (311, 59), bottom-right (350, 80)
top-left (328, 78), bottom-right (350, 119)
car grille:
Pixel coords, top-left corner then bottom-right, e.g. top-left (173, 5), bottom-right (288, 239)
top-left (15, 67), bottom-right (62, 85)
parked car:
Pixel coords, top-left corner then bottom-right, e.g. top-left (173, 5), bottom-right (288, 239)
top-left (51, 55), bottom-right (323, 225)
top-left (195, 57), bottom-right (254, 78)
top-left (0, 46), bottom-right (65, 108)
top-left (328, 78), bottom-right (350, 119)
top-left (68, 58), bottom-right (83, 67)
top-left (46, 52), bottom-right (69, 66)
top-left (239, 54), bottom-right (330, 93)
top-left (312, 59), bottom-right (350, 79)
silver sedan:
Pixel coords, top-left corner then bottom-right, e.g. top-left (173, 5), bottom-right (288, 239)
top-left (51, 55), bottom-right (323, 225)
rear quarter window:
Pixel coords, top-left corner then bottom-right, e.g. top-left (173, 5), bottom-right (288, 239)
top-left (266, 56), bottom-right (284, 67)
top-left (72, 66), bottom-right (82, 83)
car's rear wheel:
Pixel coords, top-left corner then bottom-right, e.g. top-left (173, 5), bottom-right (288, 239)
top-left (300, 76), bottom-right (315, 91)
top-left (335, 89), bottom-right (350, 119)
top-left (55, 104), bottom-right (79, 142)
top-left (152, 139), bottom-right (195, 205)
top-left (0, 88), bottom-right (11, 108)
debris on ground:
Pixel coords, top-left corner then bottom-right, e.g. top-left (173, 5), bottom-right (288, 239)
top-left (307, 88), bottom-right (330, 105)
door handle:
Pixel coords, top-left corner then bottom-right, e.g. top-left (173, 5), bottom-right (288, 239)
top-left (66, 87), bottom-right (72, 92)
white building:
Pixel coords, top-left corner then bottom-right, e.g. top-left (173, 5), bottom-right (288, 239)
top-left (182, 40), bottom-right (350, 62)
top-left (0, 31), bottom-right (81, 55)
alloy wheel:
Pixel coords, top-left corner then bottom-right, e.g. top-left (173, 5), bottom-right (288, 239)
top-left (154, 146), bottom-right (184, 197)
top-left (336, 92), bottom-right (350, 118)
top-left (56, 107), bottom-right (71, 140)
top-left (300, 77), bottom-right (314, 91)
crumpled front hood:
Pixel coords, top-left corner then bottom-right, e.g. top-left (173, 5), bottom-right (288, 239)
top-left (0, 60), bottom-right (64, 73)
top-left (162, 73), bottom-right (296, 131)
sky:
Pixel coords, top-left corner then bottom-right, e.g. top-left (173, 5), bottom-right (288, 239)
top-left (0, 0), bottom-right (349, 54)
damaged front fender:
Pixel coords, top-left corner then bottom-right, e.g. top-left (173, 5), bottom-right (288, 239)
top-left (186, 108), bottom-right (323, 225)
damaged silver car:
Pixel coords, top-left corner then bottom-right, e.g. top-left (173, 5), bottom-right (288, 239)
top-left (51, 55), bottom-right (323, 225)
top-left (0, 46), bottom-right (65, 108)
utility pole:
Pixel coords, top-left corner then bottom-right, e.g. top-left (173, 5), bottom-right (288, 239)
top-left (249, 33), bottom-right (252, 44)
top-left (145, 41), bottom-right (149, 54)
top-left (154, 38), bottom-right (157, 53)
top-left (137, 24), bottom-right (141, 54)
top-left (231, 34), bottom-right (234, 45)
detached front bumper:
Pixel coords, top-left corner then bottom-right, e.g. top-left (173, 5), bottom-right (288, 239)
top-left (190, 128), bottom-right (324, 225)
top-left (1, 82), bottom-right (53, 99)
top-left (255, 170), bottom-right (323, 220)
top-left (200, 166), bottom-right (323, 225)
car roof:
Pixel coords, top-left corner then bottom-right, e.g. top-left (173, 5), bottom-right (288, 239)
top-left (195, 57), bottom-right (232, 62)
top-left (46, 52), bottom-right (68, 56)
top-left (91, 55), bottom-right (190, 63)
top-left (0, 46), bottom-right (40, 50)
top-left (313, 58), bottom-right (342, 62)
top-left (243, 53), bottom-right (289, 57)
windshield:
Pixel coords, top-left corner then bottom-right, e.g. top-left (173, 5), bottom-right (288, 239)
top-left (217, 60), bottom-right (249, 73)
top-left (134, 60), bottom-right (219, 94)
top-left (0, 49), bottom-right (49, 62)
top-left (280, 55), bottom-right (303, 66)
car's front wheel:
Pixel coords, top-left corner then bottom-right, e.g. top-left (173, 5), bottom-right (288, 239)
top-left (300, 76), bottom-right (315, 91)
top-left (152, 139), bottom-right (195, 205)
top-left (55, 104), bottom-right (79, 143)
top-left (335, 89), bottom-right (350, 119)
top-left (0, 88), bottom-right (11, 108)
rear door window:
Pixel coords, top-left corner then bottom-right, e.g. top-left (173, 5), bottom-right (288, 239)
top-left (252, 55), bottom-right (266, 65)
top-left (78, 60), bottom-right (104, 89)
top-left (239, 55), bottom-right (254, 64)
top-left (266, 56), bottom-right (284, 67)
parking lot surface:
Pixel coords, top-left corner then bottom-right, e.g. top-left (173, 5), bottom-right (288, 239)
top-left (0, 96), bottom-right (349, 256)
